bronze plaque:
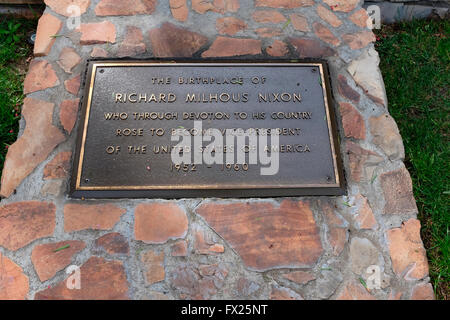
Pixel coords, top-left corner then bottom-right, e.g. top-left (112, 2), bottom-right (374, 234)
top-left (70, 61), bottom-right (345, 198)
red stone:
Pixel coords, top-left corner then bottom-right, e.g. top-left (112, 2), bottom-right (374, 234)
top-left (323, 0), bottom-right (359, 12)
top-left (213, 0), bottom-right (240, 13)
top-left (411, 283), bottom-right (434, 300)
top-left (255, 27), bottom-right (282, 38)
top-left (380, 167), bottom-right (418, 215)
top-left (313, 22), bottom-right (340, 46)
top-left (34, 13), bottom-right (62, 57)
top-left (337, 74), bottom-right (360, 104)
top-left (321, 202), bottom-right (347, 256)
top-left (44, 0), bottom-right (90, 17)
top-left (59, 99), bottom-right (79, 134)
top-left (289, 13), bottom-right (310, 32)
top-left (24, 60), bottom-right (59, 94)
top-left (170, 0), bottom-right (188, 22)
top-left (0, 252), bottom-right (29, 300)
top-left (57, 47), bottom-right (81, 74)
top-left (283, 271), bottom-right (316, 284)
top-left (141, 250), bottom-right (165, 285)
top-left (387, 219), bottom-right (429, 280)
top-left (339, 102), bottom-right (365, 140)
top-left (255, 0), bottom-right (314, 9)
top-left (216, 17), bottom-right (247, 36)
top-left (317, 4), bottom-right (342, 28)
top-left (343, 31), bottom-right (376, 50)
top-left (43, 151), bottom-right (72, 180)
top-left (149, 22), bottom-right (208, 57)
top-left (336, 282), bottom-right (376, 300)
top-left (90, 47), bottom-right (109, 58)
top-left (196, 200), bottom-right (323, 271)
top-left (0, 98), bottom-right (65, 197)
top-left (266, 40), bottom-right (288, 57)
top-left (64, 74), bottom-right (81, 96)
top-left (31, 240), bottom-right (85, 282)
top-left (171, 240), bottom-right (188, 257)
top-left (64, 203), bottom-right (126, 232)
top-left (118, 26), bottom-right (146, 58)
top-left (349, 9), bottom-right (370, 28)
top-left (35, 257), bottom-right (129, 299)
top-left (270, 286), bottom-right (303, 300)
top-left (202, 37), bottom-right (261, 57)
top-left (77, 21), bottom-right (116, 45)
top-left (252, 10), bottom-right (286, 23)
top-left (289, 38), bottom-right (335, 58)
top-left (345, 141), bottom-right (383, 183)
top-left (134, 203), bottom-right (188, 244)
top-left (194, 230), bottom-right (224, 255)
top-left (0, 201), bottom-right (55, 251)
top-left (353, 194), bottom-right (377, 230)
top-left (95, 0), bottom-right (157, 16)
top-left (95, 233), bottom-right (129, 255)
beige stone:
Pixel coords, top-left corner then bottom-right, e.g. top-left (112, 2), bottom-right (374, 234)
top-left (317, 5), bottom-right (342, 28)
top-left (369, 114), bottom-right (405, 161)
top-left (57, 47), bottom-right (81, 74)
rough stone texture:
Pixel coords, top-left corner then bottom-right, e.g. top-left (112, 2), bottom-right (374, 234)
top-left (149, 23), bottom-right (208, 57)
top-left (369, 114), bottom-right (405, 161)
top-left (0, 201), bottom-right (55, 251)
top-left (64, 204), bottom-right (126, 232)
top-left (339, 102), bottom-right (366, 140)
top-left (31, 240), bottom-right (85, 282)
top-left (194, 230), bottom-right (225, 255)
top-left (289, 13), bottom-right (310, 32)
top-left (346, 141), bottom-right (383, 183)
top-left (134, 203), bottom-right (188, 244)
top-left (44, 0), bottom-right (90, 17)
top-left (59, 99), bottom-right (79, 134)
top-left (323, 0), bottom-right (359, 12)
top-left (411, 283), bottom-right (434, 300)
top-left (347, 47), bottom-right (388, 107)
top-left (0, 252), bottom-right (29, 300)
top-left (350, 237), bottom-right (380, 275)
top-left (77, 21), bottom-right (116, 45)
top-left (289, 38), bottom-right (335, 58)
top-left (57, 47), bottom-right (81, 74)
top-left (43, 151), bottom-right (72, 180)
top-left (270, 286), bottom-right (303, 300)
top-left (202, 37), bottom-right (261, 57)
top-left (253, 10), bottom-right (286, 23)
top-left (94, 233), bottom-right (129, 255)
top-left (266, 40), bottom-right (288, 57)
top-left (170, 0), bottom-right (188, 22)
top-left (64, 74), bottom-right (81, 96)
top-left (23, 60), bottom-right (59, 94)
top-left (141, 250), bottom-right (165, 285)
top-left (95, 0), bottom-right (157, 16)
top-left (236, 277), bottom-right (260, 297)
top-left (171, 240), bottom-right (188, 257)
top-left (216, 17), bottom-right (247, 36)
top-left (387, 219), bottom-right (429, 280)
top-left (380, 167), bottom-right (417, 215)
top-left (35, 257), bottom-right (129, 299)
top-left (353, 194), bottom-right (377, 230)
top-left (34, 14), bottom-right (62, 57)
top-left (196, 201), bottom-right (323, 271)
top-left (337, 74), bottom-right (360, 104)
top-left (90, 47), bottom-right (109, 58)
top-left (349, 9), bottom-right (370, 28)
top-left (170, 263), bottom-right (228, 299)
top-left (343, 31), bottom-right (376, 50)
top-left (317, 5), bottom-right (342, 28)
top-left (118, 26), bottom-right (146, 58)
top-left (336, 282), bottom-right (376, 300)
top-left (283, 271), bottom-right (316, 284)
top-left (313, 22), bottom-right (340, 46)
top-left (322, 202), bottom-right (347, 256)
top-left (255, 27), bottom-right (282, 38)
top-left (0, 98), bottom-right (65, 197)
top-left (255, 0), bottom-right (314, 9)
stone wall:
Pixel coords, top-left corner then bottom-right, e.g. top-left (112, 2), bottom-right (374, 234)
top-left (0, 0), bottom-right (434, 300)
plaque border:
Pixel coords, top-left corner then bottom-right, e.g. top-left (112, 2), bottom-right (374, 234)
top-left (70, 60), bottom-right (346, 198)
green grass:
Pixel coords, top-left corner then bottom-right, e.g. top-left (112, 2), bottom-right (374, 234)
top-left (375, 19), bottom-right (449, 300)
top-left (0, 17), bottom-right (36, 174)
